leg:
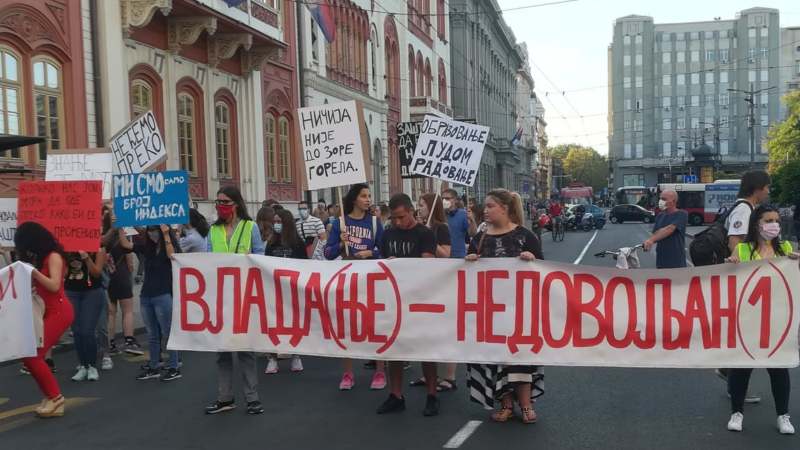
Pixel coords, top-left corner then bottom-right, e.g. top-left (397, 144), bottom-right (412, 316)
top-left (728, 368), bottom-right (754, 413)
top-left (95, 295), bottom-right (109, 359)
top-left (766, 368), bottom-right (791, 416)
top-left (388, 361), bottom-right (405, 397)
top-left (216, 352), bottom-right (235, 402)
top-left (237, 352), bottom-right (260, 403)
top-left (106, 299), bottom-right (118, 347)
top-left (516, 383), bottom-right (533, 409)
top-left (342, 358), bottom-right (353, 373)
top-left (422, 362), bottom-right (438, 396)
top-left (66, 291), bottom-right (85, 366)
top-left (23, 301), bottom-right (74, 399)
top-left (152, 294), bottom-right (178, 369)
top-left (139, 296), bottom-right (160, 369)
top-left (81, 289), bottom-right (106, 367)
top-left (119, 297), bottom-right (135, 338)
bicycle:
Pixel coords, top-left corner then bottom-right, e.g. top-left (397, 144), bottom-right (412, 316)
top-left (593, 244), bottom-right (643, 269)
top-left (551, 215), bottom-right (565, 242)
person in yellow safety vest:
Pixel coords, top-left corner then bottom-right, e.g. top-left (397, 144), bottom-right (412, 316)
top-left (204, 186), bottom-right (266, 416)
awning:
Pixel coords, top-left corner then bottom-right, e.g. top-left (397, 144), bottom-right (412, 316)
top-left (0, 134), bottom-right (43, 174)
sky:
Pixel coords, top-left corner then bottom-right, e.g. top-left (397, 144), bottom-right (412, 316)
top-left (496, 0), bottom-right (800, 155)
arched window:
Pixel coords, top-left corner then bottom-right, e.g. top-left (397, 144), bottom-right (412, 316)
top-left (408, 47), bottom-right (416, 97)
top-left (438, 59), bottom-right (448, 105)
top-left (416, 52), bottom-right (424, 97)
top-left (177, 93), bottom-right (196, 175)
top-left (0, 47), bottom-right (22, 158)
top-left (214, 101), bottom-right (231, 178)
top-left (32, 57), bottom-right (63, 161)
top-left (130, 79), bottom-right (152, 118)
top-left (278, 116), bottom-right (291, 182)
top-left (265, 113), bottom-right (277, 181)
top-left (437, 0), bottom-right (445, 38)
top-left (425, 58), bottom-right (432, 97)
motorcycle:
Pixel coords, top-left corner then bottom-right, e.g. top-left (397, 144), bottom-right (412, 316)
top-left (580, 212), bottom-right (595, 231)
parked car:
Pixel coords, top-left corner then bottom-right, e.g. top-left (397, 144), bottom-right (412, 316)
top-left (609, 204), bottom-right (655, 224)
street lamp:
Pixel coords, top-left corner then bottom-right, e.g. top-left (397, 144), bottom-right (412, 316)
top-left (727, 85), bottom-right (777, 169)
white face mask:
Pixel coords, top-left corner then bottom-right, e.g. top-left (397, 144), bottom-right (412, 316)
top-left (442, 199), bottom-right (452, 210)
top-left (658, 199), bottom-right (667, 210)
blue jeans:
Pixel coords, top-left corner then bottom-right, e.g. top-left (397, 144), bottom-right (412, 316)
top-left (66, 288), bottom-right (106, 367)
top-left (140, 293), bottom-right (178, 369)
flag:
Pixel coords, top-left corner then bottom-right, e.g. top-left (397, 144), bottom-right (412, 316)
top-left (510, 127), bottom-right (524, 147)
top-left (222, 0), bottom-right (247, 6)
top-left (306, 0), bottom-right (336, 43)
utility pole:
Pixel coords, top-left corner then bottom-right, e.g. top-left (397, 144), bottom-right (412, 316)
top-left (728, 84), bottom-right (776, 170)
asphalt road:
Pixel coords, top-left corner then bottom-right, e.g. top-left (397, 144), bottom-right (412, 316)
top-left (1, 220), bottom-right (798, 449)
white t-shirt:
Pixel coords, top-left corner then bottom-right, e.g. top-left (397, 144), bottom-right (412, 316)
top-left (725, 199), bottom-right (753, 237)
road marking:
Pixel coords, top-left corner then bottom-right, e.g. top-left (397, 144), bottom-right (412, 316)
top-left (572, 230), bottom-right (599, 265)
top-left (443, 420), bottom-right (482, 448)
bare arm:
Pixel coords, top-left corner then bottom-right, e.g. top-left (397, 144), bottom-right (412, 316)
top-left (80, 249), bottom-right (107, 278)
top-left (435, 244), bottom-right (451, 258)
top-left (32, 254), bottom-right (64, 293)
top-left (161, 224), bottom-right (176, 259)
top-left (421, 252), bottom-right (435, 258)
top-left (118, 229), bottom-right (133, 250)
top-left (643, 224), bottom-right (676, 250)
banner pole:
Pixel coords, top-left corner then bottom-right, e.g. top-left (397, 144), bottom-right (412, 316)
top-left (426, 180), bottom-right (442, 227)
top-left (337, 185), bottom-right (349, 257)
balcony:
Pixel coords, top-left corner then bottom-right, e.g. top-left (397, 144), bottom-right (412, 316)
top-left (409, 96), bottom-right (453, 120)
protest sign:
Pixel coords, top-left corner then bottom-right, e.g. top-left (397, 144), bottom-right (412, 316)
top-left (0, 262), bottom-right (37, 362)
top-left (410, 115), bottom-right (489, 186)
top-left (298, 100), bottom-right (367, 191)
top-left (45, 149), bottom-right (113, 199)
top-left (0, 198), bottom-right (16, 248)
top-left (169, 254), bottom-right (800, 368)
top-left (396, 122), bottom-right (424, 179)
top-left (109, 111), bottom-right (166, 174)
top-left (113, 170), bottom-right (190, 227)
top-left (17, 181), bottom-right (103, 252)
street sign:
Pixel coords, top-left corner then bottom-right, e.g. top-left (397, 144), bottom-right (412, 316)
top-left (683, 175), bottom-right (698, 183)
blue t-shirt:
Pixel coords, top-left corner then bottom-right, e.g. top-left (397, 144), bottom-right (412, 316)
top-left (653, 209), bottom-right (688, 269)
top-left (446, 208), bottom-right (469, 258)
top-left (325, 214), bottom-right (383, 259)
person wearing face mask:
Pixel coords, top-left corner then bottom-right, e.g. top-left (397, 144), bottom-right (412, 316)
top-left (724, 204), bottom-right (795, 435)
top-left (643, 190), bottom-right (688, 269)
top-left (295, 200), bottom-right (327, 260)
top-left (441, 189), bottom-right (476, 259)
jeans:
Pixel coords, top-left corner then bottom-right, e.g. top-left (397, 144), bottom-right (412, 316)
top-left (140, 293), bottom-right (178, 369)
top-left (66, 288), bottom-right (106, 367)
top-left (96, 293), bottom-right (109, 355)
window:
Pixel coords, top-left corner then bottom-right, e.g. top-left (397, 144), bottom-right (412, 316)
top-left (625, 98), bottom-right (631, 110)
top-left (636, 143), bottom-right (643, 158)
top-left (0, 48), bottom-right (21, 158)
top-left (760, 93), bottom-right (768, 107)
top-left (796, 61), bottom-right (800, 75)
top-left (691, 50), bottom-right (699, 62)
top-left (662, 97), bottom-right (671, 109)
top-left (278, 117), bottom-right (291, 182)
top-left (720, 116), bottom-right (729, 128)
top-left (633, 119), bottom-right (642, 131)
top-left (677, 96), bottom-right (685, 108)
top-left (677, 74), bottom-right (685, 85)
top-left (704, 31), bottom-right (714, 40)
top-left (677, 51), bottom-right (685, 63)
top-left (214, 102), bottom-right (231, 178)
top-left (691, 73), bottom-right (699, 85)
top-left (130, 79), bottom-right (152, 118)
top-left (760, 69), bottom-right (768, 82)
top-left (720, 140), bottom-right (728, 155)
top-left (310, 17), bottom-right (319, 62)
top-left (623, 54), bottom-right (630, 66)
top-left (691, 117), bottom-right (700, 129)
top-left (690, 32), bottom-right (699, 40)
top-left (624, 77), bottom-right (631, 88)
top-left (663, 142), bottom-right (672, 157)
top-left (624, 119), bottom-right (631, 131)
top-left (720, 71), bottom-right (728, 83)
top-left (705, 50), bottom-right (715, 61)
top-left (760, 48), bottom-right (768, 60)
top-left (760, 27), bottom-right (768, 37)
top-left (635, 98), bottom-right (642, 110)
top-left (635, 35), bottom-right (642, 45)
top-left (437, 0), bottom-right (445, 38)
top-left (691, 95), bottom-right (699, 107)
top-left (33, 58), bottom-right (63, 162)
top-left (624, 143), bottom-right (632, 158)
top-left (676, 33), bottom-right (684, 41)
top-left (705, 72), bottom-right (714, 84)
top-left (748, 28), bottom-right (756, 38)
top-left (761, 114), bottom-right (769, 127)
top-left (635, 54), bottom-right (642, 65)
top-left (635, 76), bottom-right (642, 88)
top-left (677, 142), bottom-right (686, 156)
top-left (749, 70), bottom-right (756, 82)
top-left (662, 52), bottom-right (671, 64)
top-left (663, 119), bottom-right (671, 130)
top-left (677, 118), bottom-right (686, 129)
top-left (177, 93), bottom-right (196, 175)
top-left (662, 75), bottom-right (671, 86)
top-left (623, 35), bottom-right (631, 45)
top-left (705, 94), bottom-right (714, 106)
top-left (719, 49), bottom-right (729, 63)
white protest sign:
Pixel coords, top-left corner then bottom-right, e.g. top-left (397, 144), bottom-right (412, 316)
top-left (0, 262), bottom-right (36, 362)
top-left (298, 100), bottom-right (367, 190)
top-left (0, 198), bottom-right (16, 248)
top-left (410, 115), bottom-right (489, 186)
top-left (45, 150), bottom-right (113, 199)
top-left (109, 111), bottom-right (166, 174)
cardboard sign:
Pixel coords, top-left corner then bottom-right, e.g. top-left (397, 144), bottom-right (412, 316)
top-left (0, 262), bottom-right (36, 362)
top-left (17, 181), bottom-right (103, 252)
top-left (45, 150), bottom-right (113, 199)
top-left (113, 170), bottom-right (190, 227)
top-left (410, 115), bottom-right (489, 186)
top-left (396, 122), bottom-right (424, 179)
top-left (298, 100), bottom-right (367, 190)
top-left (109, 111), bottom-right (167, 174)
top-left (0, 198), bottom-right (16, 248)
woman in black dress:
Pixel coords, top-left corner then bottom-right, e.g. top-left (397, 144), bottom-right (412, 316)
top-left (465, 189), bottom-right (544, 424)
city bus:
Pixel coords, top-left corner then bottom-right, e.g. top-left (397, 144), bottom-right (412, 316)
top-left (657, 180), bottom-right (740, 225)
top-left (615, 186), bottom-right (656, 209)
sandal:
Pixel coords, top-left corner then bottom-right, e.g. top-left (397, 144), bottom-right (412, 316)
top-left (491, 406), bottom-right (514, 422)
top-left (436, 379), bottom-right (457, 392)
top-left (521, 407), bottom-right (538, 424)
top-left (409, 377), bottom-right (428, 387)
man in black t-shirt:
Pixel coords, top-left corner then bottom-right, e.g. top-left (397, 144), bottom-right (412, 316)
top-left (375, 193), bottom-right (440, 417)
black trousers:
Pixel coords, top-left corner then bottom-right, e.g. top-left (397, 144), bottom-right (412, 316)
top-left (728, 368), bottom-right (790, 415)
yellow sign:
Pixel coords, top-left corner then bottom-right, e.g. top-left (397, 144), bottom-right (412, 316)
top-left (700, 166), bottom-right (714, 183)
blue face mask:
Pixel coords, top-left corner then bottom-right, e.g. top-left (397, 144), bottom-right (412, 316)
top-left (273, 223), bottom-right (283, 234)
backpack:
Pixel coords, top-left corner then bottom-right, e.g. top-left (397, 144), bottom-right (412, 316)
top-left (689, 200), bottom-right (753, 266)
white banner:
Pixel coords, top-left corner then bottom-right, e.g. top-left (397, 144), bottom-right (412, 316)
top-left (0, 198), bottom-right (16, 248)
top-left (45, 150), bottom-right (114, 200)
top-left (0, 262), bottom-right (36, 362)
top-left (169, 254), bottom-right (800, 368)
top-left (109, 111), bottom-right (167, 174)
top-left (410, 115), bottom-right (489, 186)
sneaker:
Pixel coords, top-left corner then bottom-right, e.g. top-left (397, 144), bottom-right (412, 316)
top-left (101, 356), bottom-right (113, 371)
top-left (339, 372), bottom-right (355, 390)
top-left (778, 415), bottom-right (795, 435)
top-left (423, 394), bottom-right (440, 417)
top-left (246, 401), bottom-right (264, 415)
top-left (376, 394), bottom-right (406, 414)
top-left (19, 365), bottom-right (30, 375)
top-left (124, 338), bottom-right (145, 356)
top-left (71, 366), bottom-right (88, 382)
top-left (108, 342), bottom-right (121, 356)
top-left (265, 357), bottom-right (278, 374)
top-left (363, 360), bottom-right (377, 370)
top-left (45, 358), bottom-right (57, 373)
top-left (160, 368), bottom-right (182, 382)
top-left (86, 365), bottom-right (100, 381)
top-left (727, 412), bottom-right (744, 432)
top-left (290, 356), bottom-right (303, 372)
top-left (370, 371), bottom-right (387, 390)
top-left (205, 400), bottom-right (236, 415)
top-left (136, 367), bottom-right (161, 380)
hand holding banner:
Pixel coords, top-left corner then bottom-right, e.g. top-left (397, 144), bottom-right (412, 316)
top-left (410, 115), bottom-right (489, 186)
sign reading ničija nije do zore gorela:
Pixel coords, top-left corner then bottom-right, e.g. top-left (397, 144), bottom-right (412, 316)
top-left (410, 115), bottom-right (489, 186)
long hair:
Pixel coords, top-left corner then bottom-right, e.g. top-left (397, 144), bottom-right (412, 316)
top-left (256, 206), bottom-right (275, 241)
top-left (189, 208), bottom-right (210, 238)
top-left (215, 185), bottom-right (252, 225)
top-left (743, 204), bottom-right (787, 258)
top-left (343, 183), bottom-right (370, 216)
top-left (144, 226), bottom-right (180, 257)
top-left (270, 209), bottom-right (302, 248)
top-left (421, 193), bottom-right (446, 227)
top-left (487, 189), bottom-right (524, 225)
top-left (14, 222), bottom-right (64, 270)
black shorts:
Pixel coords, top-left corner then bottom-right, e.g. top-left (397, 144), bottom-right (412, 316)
top-left (108, 277), bottom-right (133, 301)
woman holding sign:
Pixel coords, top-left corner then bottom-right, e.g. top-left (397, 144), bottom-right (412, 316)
top-left (465, 189), bottom-right (544, 424)
top-left (725, 204), bottom-right (796, 435)
top-left (324, 183), bottom-right (387, 391)
top-left (15, 222), bottom-right (75, 417)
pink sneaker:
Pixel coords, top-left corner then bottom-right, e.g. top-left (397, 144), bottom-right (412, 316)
top-left (370, 371), bottom-right (387, 390)
top-left (339, 372), bottom-right (355, 390)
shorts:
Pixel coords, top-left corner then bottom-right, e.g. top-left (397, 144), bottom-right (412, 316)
top-left (108, 277), bottom-right (133, 301)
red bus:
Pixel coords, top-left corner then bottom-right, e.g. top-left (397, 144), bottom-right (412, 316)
top-left (657, 180), bottom-right (740, 225)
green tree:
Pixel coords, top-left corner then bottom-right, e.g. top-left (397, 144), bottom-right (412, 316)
top-left (770, 159), bottom-right (800, 206)
top-left (767, 90), bottom-right (800, 172)
top-left (552, 144), bottom-right (608, 191)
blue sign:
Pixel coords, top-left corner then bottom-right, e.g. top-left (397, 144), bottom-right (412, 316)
top-left (113, 170), bottom-right (189, 227)
top-left (683, 175), bottom-right (698, 183)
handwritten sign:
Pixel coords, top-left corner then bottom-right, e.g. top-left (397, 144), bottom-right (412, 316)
top-left (109, 111), bottom-right (166, 174)
top-left (396, 122), bottom-right (424, 179)
top-left (298, 100), bottom-right (367, 190)
top-left (410, 115), bottom-right (489, 186)
top-left (0, 198), bottom-right (16, 248)
top-left (17, 181), bottom-right (103, 252)
top-left (113, 170), bottom-right (189, 227)
top-left (45, 150), bottom-right (113, 199)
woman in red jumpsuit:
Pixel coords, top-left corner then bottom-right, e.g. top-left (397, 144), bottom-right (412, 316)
top-left (15, 222), bottom-right (75, 418)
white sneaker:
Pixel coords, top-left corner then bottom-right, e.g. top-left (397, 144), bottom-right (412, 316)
top-left (86, 365), bottom-right (100, 381)
top-left (101, 356), bottom-right (113, 371)
top-left (727, 412), bottom-right (743, 432)
top-left (290, 356), bottom-right (303, 372)
top-left (72, 366), bottom-right (88, 382)
top-left (777, 415), bottom-right (795, 434)
top-left (265, 357), bottom-right (278, 374)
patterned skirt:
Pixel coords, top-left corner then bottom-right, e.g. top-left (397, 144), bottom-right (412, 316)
top-left (466, 364), bottom-right (545, 410)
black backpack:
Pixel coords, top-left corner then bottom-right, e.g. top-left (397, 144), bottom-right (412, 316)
top-left (689, 200), bottom-right (753, 266)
